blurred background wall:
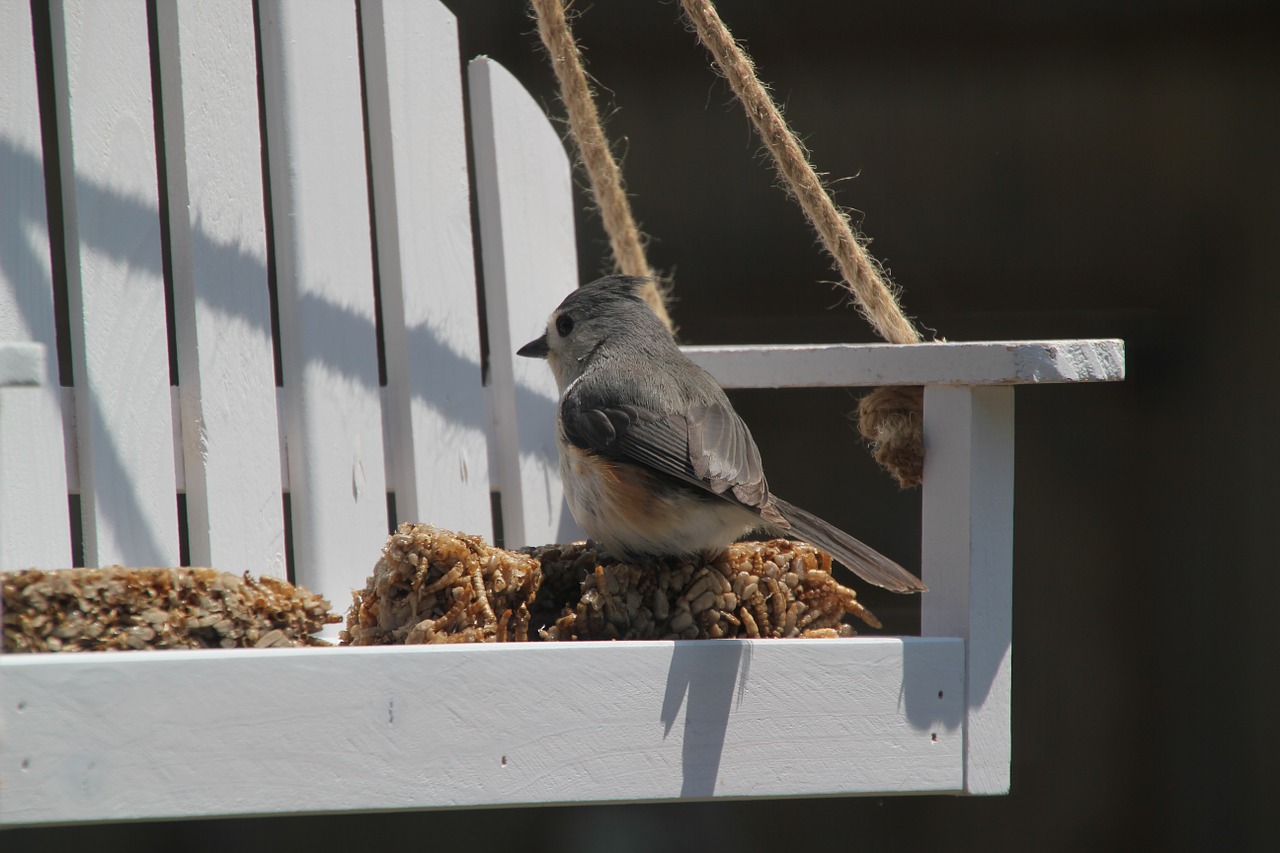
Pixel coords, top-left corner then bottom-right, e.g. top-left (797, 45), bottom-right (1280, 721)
top-left (12, 1), bottom-right (1277, 850)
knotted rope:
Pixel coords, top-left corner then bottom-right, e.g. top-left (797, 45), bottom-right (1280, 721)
top-left (855, 385), bottom-right (924, 488)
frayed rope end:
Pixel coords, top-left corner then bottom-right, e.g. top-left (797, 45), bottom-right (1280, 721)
top-left (857, 386), bottom-right (924, 489)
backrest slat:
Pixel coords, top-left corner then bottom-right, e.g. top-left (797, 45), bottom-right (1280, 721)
top-left (257, 0), bottom-right (387, 615)
top-left (0, 2), bottom-right (73, 570)
top-left (155, 0), bottom-right (284, 576)
top-left (468, 58), bottom-right (582, 549)
top-left (361, 0), bottom-right (491, 538)
top-left (49, 0), bottom-right (180, 567)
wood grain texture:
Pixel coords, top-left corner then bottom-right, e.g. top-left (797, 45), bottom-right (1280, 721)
top-left (257, 0), bottom-right (388, 618)
top-left (155, 0), bottom-right (285, 576)
top-left (686, 340), bottom-right (1125, 388)
top-left (49, 0), bottom-right (180, 567)
top-left (469, 57), bottom-right (582, 547)
top-left (0, 638), bottom-right (964, 825)
top-left (361, 0), bottom-right (491, 537)
top-left (920, 386), bottom-right (1015, 795)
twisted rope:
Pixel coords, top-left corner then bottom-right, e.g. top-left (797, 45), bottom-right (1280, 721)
top-left (679, 0), bottom-right (927, 486)
top-left (532, 0), bottom-right (927, 485)
top-left (678, 0), bottom-right (920, 346)
top-left (531, 0), bottom-right (673, 330)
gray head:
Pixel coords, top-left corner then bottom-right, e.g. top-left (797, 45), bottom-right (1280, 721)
top-left (517, 275), bottom-right (669, 390)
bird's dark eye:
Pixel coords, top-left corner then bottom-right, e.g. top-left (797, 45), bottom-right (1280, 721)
top-left (555, 314), bottom-right (575, 337)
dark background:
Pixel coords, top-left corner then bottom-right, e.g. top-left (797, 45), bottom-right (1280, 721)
top-left (12, 0), bottom-right (1278, 850)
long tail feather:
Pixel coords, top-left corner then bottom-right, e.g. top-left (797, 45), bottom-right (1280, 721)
top-left (770, 497), bottom-right (927, 594)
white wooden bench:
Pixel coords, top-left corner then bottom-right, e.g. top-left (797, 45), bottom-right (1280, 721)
top-left (0, 0), bottom-right (1124, 826)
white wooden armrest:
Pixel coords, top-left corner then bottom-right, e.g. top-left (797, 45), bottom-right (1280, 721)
top-left (686, 340), bottom-right (1125, 388)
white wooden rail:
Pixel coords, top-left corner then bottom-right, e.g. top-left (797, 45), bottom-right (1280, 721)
top-left (0, 0), bottom-right (1124, 826)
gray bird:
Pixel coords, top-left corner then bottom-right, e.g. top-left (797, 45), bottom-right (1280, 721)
top-left (517, 274), bottom-right (926, 594)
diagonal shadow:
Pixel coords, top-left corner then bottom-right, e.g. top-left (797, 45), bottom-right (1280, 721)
top-left (2, 140), bottom-right (173, 564)
top-left (2, 131), bottom-right (559, 565)
top-left (2, 138), bottom-right (558, 447)
top-left (659, 639), bottom-right (750, 798)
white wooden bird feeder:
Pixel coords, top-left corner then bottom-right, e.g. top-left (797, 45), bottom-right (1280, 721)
top-left (0, 0), bottom-right (1124, 827)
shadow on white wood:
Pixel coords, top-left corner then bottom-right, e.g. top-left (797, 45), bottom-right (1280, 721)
top-left (258, 1), bottom-right (388, 620)
top-left (470, 56), bottom-right (584, 548)
top-left (155, 0), bottom-right (285, 577)
top-left (0, 639), bottom-right (964, 824)
top-left (51, 0), bottom-right (180, 567)
top-left (922, 386), bottom-right (1015, 795)
top-left (361, 0), bottom-right (492, 539)
top-left (0, 3), bottom-right (72, 571)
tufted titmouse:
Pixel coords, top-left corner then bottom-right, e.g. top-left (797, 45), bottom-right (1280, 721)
top-left (517, 275), bottom-right (926, 594)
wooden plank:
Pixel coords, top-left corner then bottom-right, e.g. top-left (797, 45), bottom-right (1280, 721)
top-left (0, 637), bottom-right (964, 825)
top-left (0, 5), bottom-right (75, 570)
top-left (686, 340), bottom-right (1125, 388)
top-left (360, 0), bottom-right (491, 537)
top-left (469, 57), bottom-right (582, 548)
top-left (48, 0), bottom-right (180, 567)
top-left (154, 0), bottom-right (285, 577)
top-left (920, 386), bottom-right (1014, 795)
top-left (257, 0), bottom-right (388, 617)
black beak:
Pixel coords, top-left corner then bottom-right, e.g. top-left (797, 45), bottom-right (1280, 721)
top-left (517, 334), bottom-right (550, 359)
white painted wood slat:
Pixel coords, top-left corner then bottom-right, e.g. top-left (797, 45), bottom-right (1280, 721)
top-left (155, 0), bottom-right (285, 577)
top-left (687, 339), bottom-right (1126, 389)
top-left (0, 2), bottom-right (73, 570)
top-left (921, 386), bottom-right (1015, 795)
top-left (0, 638), bottom-right (964, 825)
top-left (469, 57), bottom-right (582, 548)
top-left (48, 0), bottom-right (180, 567)
top-left (360, 0), bottom-right (491, 537)
top-left (257, 0), bottom-right (388, 616)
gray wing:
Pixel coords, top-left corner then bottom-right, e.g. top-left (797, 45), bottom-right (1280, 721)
top-left (560, 390), bottom-right (783, 522)
top-left (561, 378), bottom-right (925, 593)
